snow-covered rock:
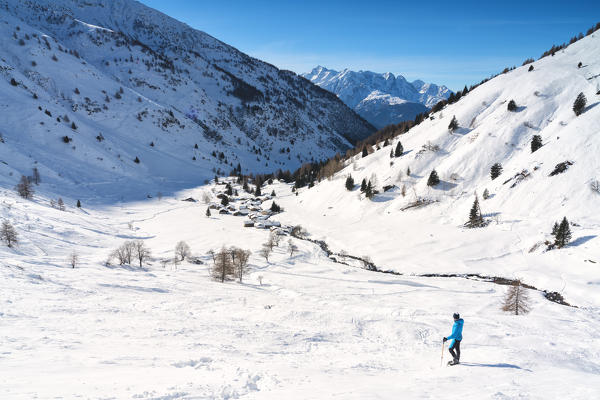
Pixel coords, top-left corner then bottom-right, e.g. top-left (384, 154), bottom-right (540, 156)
top-left (303, 66), bottom-right (451, 128)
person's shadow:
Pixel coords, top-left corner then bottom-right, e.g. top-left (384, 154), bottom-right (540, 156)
top-left (460, 362), bottom-right (532, 372)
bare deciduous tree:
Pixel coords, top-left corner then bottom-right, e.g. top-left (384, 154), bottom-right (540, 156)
top-left (1, 221), bottom-right (18, 247)
top-left (15, 175), bottom-right (34, 199)
top-left (69, 251), bottom-right (79, 268)
top-left (231, 247), bottom-right (251, 283)
top-left (259, 244), bottom-right (272, 262)
top-left (175, 241), bottom-right (191, 261)
top-left (57, 197), bottom-right (65, 211)
top-left (212, 247), bottom-right (234, 282)
top-left (207, 249), bottom-right (216, 264)
top-left (288, 239), bottom-right (298, 257)
top-left (201, 191), bottom-right (211, 204)
top-left (133, 240), bottom-right (151, 268)
top-left (502, 281), bottom-right (531, 315)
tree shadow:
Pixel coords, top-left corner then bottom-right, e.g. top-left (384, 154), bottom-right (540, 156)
top-left (515, 106), bottom-right (527, 112)
top-left (585, 102), bottom-right (600, 112)
top-left (570, 235), bottom-right (597, 246)
top-left (460, 362), bottom-right (531, 371)
top-left (434, 180), bottom-right (458, 191)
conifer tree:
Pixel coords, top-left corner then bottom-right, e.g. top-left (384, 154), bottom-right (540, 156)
top-left (365, 180), bottom-right (373, 199)
top-left (394, 141), bottom-right (404, 157)
top-left (531, 135), bottom-right (543, 153)
top-left (255, 185), bottom-right (261, 197)
top-left (573, 92), bottom-right (587, 116)
top-left (360, 178), bottom-right (367, 192)
top-left (390, 149), bottom-right (394, 158)
top-left (507, 100), bottom-right (517, 111)
top-left (406, 166), bottom-right (411, 176)
top-left (76, 199), bottom-right (81, 208)
top-left (483, 188), bottom-right (490, 200)
top-left (490, 163), bottom-right (503, 180)
top-left (345, 175), bottom-right (354, 191)
top-left (362, 147), bottom-right (368, 158)
top-left (427, 170), bottom-right (440, 187)
top-left (466, 195), bottom-right (484, 227)
top-left (553, 217), bottom-right (572, 248)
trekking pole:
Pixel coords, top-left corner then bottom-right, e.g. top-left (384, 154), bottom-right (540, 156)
top-left (440, 341), bottom-right (445, 367)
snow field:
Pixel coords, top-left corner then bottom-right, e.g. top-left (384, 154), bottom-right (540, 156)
top-left (1, 183), bottom-right (599, 399)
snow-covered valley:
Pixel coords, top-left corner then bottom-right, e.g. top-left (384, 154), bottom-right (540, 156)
top-left (1, 0), bottom-right (600, 398)
top-left (1, 180), bottom-right (599, 399)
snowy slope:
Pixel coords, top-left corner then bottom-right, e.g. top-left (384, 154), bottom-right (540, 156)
top-left (0, 0), bottom-right (374, 201)
top-left (1, 179), bottom-right (599, 399)
top-left (303, 66), bottom-right (451, 128)
top-left (282, 33), bottom-right (600, 308)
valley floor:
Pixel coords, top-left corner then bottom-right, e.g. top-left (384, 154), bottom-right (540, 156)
top-left (1, 183), bottom-right (599, 399)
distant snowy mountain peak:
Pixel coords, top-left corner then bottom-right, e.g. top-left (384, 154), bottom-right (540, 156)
top-left (302, 66), bottom-right (451, 128)
top-left (0, 0), bottom-right (374, 200)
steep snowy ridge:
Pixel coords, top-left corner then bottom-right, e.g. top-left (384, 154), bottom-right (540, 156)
top-left (0, 0), bottom-right (374, 201)
top-left (283, 33), bottom-right (600, 308)
top-left (303, 66), bottom-right (451, 128)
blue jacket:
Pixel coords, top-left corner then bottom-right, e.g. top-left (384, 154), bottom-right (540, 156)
top-left (447, 318), bottom-right (464, 344)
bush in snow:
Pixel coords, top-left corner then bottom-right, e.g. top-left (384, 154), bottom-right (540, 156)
top-left (175, 241), bottom-right (191, 261)
top-left (531, 135), bottom-right (543, 153)
top-left (345, 174), bottom-right (354, 191)
top-left (490, 163), bottom-right (503, 180)
top-left (15, 175), bottom-right (34, 199)
top-left (57, 198), bottom-right (65, 211)
top-left (291, 225), bottom-right (307, 238)
top-left (573, 92), bottom-right (587, 116)
top-left (591, 179), bottom-right (600, 194)
top-left (220, 196), bottom-right (229, 206)
top-left (528, 65), bottom-right (534, 72)
top-left (10, 78), bottom-right (18, 86)
top-left (501, 280), bottom-right (531, 315)
top-left (483, 189), bottom-right (490, 199)
top-left (427, 170), bottom-right (440, 187)
top-left (1, 221), bottom-right (18, 248)
top-left (507, 100), bottom-right (517, 111)
top-left (448, 116), bottom-right (459, 132)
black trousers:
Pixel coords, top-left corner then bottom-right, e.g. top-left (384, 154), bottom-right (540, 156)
top-left (449, 339), bottom-right (461, 361)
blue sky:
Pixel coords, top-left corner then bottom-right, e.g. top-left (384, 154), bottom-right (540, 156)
top-left (139, 0), bottom-right (600, 90)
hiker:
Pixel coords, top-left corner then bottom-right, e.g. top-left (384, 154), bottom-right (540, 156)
top-left (443, 313), bottom-right (464, 365)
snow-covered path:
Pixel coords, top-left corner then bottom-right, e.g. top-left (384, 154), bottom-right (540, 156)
top-left (2, 187), bottom-right (599, 399)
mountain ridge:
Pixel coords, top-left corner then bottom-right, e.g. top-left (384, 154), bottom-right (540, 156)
top-left (302, 66), bottom-right (451, 128)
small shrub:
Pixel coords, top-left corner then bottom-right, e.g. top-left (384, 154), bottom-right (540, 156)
top-left (507, 100), bottom-right (517, 111)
